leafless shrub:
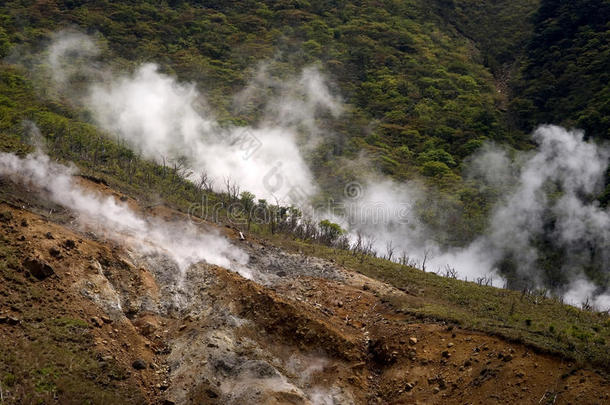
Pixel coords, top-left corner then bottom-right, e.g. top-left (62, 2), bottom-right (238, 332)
top-left (420, 249), bottom-right (431, 272)
top-left (196, 170), bottom-right (214, 192)
top-left (224, 176), bottom-right (240, 203)
top-left (476, 276), bottom-right (493, 286)
top-left (385, 240), bottom-right (395, 261)
top-left (442, 264), bottom-right (457, 279)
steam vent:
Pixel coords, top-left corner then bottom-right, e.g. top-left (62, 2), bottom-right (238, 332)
top-left (0, 0), bottom-right (608, 403)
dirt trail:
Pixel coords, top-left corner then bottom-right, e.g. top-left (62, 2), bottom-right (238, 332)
top-left (0, 178), bottom-right (609, 404)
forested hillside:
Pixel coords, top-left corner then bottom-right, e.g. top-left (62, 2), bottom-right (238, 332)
top-left (511, 0), bottom-right (609, 142)
top-left (1, 4), bottom-right (610, 402)
top-left (0, 1), bottom-right (608, 288)
top-left (0, 0), bottom-right (522, 178)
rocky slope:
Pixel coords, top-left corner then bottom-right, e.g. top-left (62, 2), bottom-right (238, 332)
top-left (0, 177), bottom-right (609, 404)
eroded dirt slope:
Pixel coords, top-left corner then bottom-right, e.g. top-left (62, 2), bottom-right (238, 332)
top-left (0, 178), bottom-right (609, 404)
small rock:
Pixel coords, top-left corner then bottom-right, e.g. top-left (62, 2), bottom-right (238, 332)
top-left (433, 387), bottom-right (440, 394)
top-left (101, 316), bottom-right (112, 324)
top-left (405, 382), bottom-right (415, 391)
top-left (132, 359), bottom-right (147, 370)
top-left (409, 337), bottom-right (418, 345)
top-left (63, 239), bottom-right (76, 249)
top-left (502, 354), bottom-right (513, 362)
top-left (0, 316), bottom-right (20, 325)
top-left (0, 211), bottom-right (13, 223)
top-left (441, 350), bottom-right (451, 358)
top-left (447, 342), bottom-right (454, 348)
top-left (205, 388), bottom-right (219, 398)
top-left (49, 247), bottom-right (62, 258)
top-left (91, 317), bottom-right (104, 328)
top-left (20, 219), bottom-right (28, 227)
top-left (45, 232), bottom-right (54, 239)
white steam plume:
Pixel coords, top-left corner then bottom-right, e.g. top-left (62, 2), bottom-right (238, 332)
top-left (35, 31), bottom-right (610, 308)
top-left (46, 31), bottom-right (101, 88)
top-left (0, 150), bottom-right (250, 278)
top-left (338, 126), bottom-right (609, 307)
top-left (46, 32), bottom-right (342, 204)
top-left (334, 178), bottom-right (503, 282)
top-left (479, 126), bottom-right (609, 305)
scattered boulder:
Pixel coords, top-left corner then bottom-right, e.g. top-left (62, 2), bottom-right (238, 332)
top-left (0, 211), bottom-right (13, 223)
top-left (23, 258), bottom-right (54, 280)
top-left (205, 388), bottom-right (219, 398)
top-left (63, 239), bottom-right (76, 249)
top-left (140, 321), bottom-right (157, 336)
top-left (0, 315), bottom-right (20, 325)
top-left (132, 359), bottom-right (147, 370)
top-left (91, 317), bottom-right (104, 328)
top-left (49, 247), bottom-right (62, 258)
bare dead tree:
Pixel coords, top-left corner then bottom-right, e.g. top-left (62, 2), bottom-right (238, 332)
top-left (196, 171), bottom-right (214, 193)
top-left (224, 176), bottom-right (240, 204)
top-left (385, 240), bottom-right (395, 262)
top-left (421, 248), bottom-right (431, 272)
top-left (400, 251), bottom-right (408, 266)
top-left (351, 231), bottom-right (363, 256)
top-left (442, 264), bottom-right (457, 279)
top-left (476, 276), bottom-right (493, 287)
top-left (364, 237), bottom-right (376, 257)
top-left (336, 235), bottom-right (350, 250)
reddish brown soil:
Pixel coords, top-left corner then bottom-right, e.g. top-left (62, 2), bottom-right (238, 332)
top-left (0, 177), bottom-right (609, 404)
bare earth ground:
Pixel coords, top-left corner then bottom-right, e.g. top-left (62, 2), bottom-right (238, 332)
top-left (0, 177), bottom-right (609, 404)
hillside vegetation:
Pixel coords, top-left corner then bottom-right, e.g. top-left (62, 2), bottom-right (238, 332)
top-left (511, 0), bottom-right (610, 142)
top-left (1, 2), bottom-right (610, 401)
